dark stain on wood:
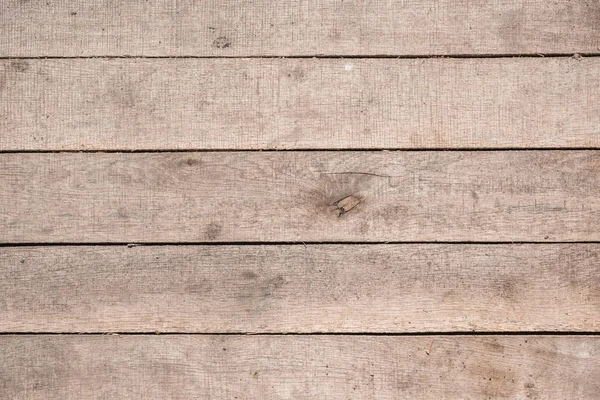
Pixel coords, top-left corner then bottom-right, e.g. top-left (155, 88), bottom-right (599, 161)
top-left (499, 278), bottom-right (519, 301)
top-left (284, 66), bottom-right (307, 82)
top-left (10, 60), bottom-right (29, 73)
top-left (205, 223), bottom-right (222, 240)
top-left (180, 157), bottom-right (201, 167)
top-left (483, 339), bottom-right (506, 354)
top-left (212, 36), bottom-right (231, 49)
top-left (262, 275), bottom-right (286, 297)
top-left (242, 271), bottom-right (258, 280)
top-left (185, 280), bottom-right (213, 294)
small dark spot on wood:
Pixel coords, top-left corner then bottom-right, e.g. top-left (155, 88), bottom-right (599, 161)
top-left (269, 275), bottom-right (286, 289)
top-left (484, 340), bottom-right (505, 354)
top-left (285, 66), bottom-right (306, 82)
top-left (333, 195), bottom-right (362, 217)
top-left (242, 271), bottom-right (258, 280)
top-left (525, 382), bottom-right (535, 389)
top-left (10, 60), bottom-right (29, 73)
top-left (328, 29), bottom-right (342, 40)
top-left (500, 279), bottom-right (518, 300)
top-left (208, 27), bottom-right (216, 31)
top-left (112, 87), bottom-right (135, 108)
top-left (252, 371), bottom-right (259, 379)
top-left (262, 275), bottom-right (286, 297)
top-left (70, 11), bottom-right (77, 16)
top-left (117, 208), bottom-right (128, 219)
top-left (186, 158), bottom-right (199, 166)
top-left (20, 259), bottom-right (25, 264)
top-left (212, 36), bottom-right (231, 49)
top-left (205, 223), bottom-right (222, 240)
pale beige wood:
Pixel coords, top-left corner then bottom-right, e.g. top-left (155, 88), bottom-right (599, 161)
top-left (2, 0), bottom-right (600, 56)
top-left (1, 151), bottom-right (600, 243)
top-left (0, 244), bottom-right (598, 332)
top-left (1, 335), bottom-right (598, 399)
top-left (2, 58), bottom-right (600, 150)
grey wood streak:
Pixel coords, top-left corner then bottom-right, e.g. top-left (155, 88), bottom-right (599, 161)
top-left (0, 244), bottom-right (598, 333)
top-left (1, 151), bottom-right (599, 243)
top-left (1, 0), bottom-right (599, 57)
top-left (1, 58), bottom-right (600, 151)
top-left (1, 335), bottom-right (598, 399)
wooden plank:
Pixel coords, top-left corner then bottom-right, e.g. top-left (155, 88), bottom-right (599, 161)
top-left (2, 0), bottom-right (600, 57)
top-left (0, 244), bottom-right (598, 333)
top-left (2, 58), bottom-right (600, 151)
top-left (1, 151), bottom-right (599, 243)
top-left (1, 335), bottom-right (598, 399)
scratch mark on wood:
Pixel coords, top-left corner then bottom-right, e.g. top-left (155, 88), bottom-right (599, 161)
top-left (426, 339), bottom-right (435, 355)
top-left (319, 171), bottom-right (394, 178)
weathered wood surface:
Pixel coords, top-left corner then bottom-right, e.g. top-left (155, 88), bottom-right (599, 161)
top-left (1, 335), bottom-right (598, 399)
top-left (2, 58), bottom-right (600, 151)
top-left (0, 244), bottom-right (598, 333)
top-left (1, 151), bottom-right (599, 243)
top-left (2, 0), bottom-right (600, 57)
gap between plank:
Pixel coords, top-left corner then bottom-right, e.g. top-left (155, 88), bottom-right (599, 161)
top-left (1, 241), bottom-right (600, 247)
top-left (0, 53), bottom-right (599, 60)
top-left (0, 332), bottom-right (598, 336)
top-left (2, 148), bottom-right (600, 154)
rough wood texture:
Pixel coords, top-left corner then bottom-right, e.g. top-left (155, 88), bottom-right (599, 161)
top-left (1, 335), bottom-right (598, 399)
top-left (2, 0), bottom-right (600, 57)
top-left (1, 244), bottom-right (598, 333)
top-left (1, 151), bottom-right (599, 243)
top-left (2, 58), bottom-right (600, 151)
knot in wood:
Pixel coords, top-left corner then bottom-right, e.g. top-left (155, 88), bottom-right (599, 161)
top-left (333, 195), bottom-right (362, 217)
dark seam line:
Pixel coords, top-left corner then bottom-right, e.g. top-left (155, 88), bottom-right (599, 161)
top-left (0, 332), bottom-right (598, 336)
top-left (2, 148), bottom-right (600, 154)
top-left (0, 241), bottom-right (599, 247)
top-left (0, 53), bottom-right (599, 60)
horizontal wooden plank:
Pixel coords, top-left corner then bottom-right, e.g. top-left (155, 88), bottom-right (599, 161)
top-left (0, 244), bottom-right (598, 333)
top-left (1, 335), bottom-right (598, 399)
top-left (2, 58), bottom-right (600, 150)
top-left (2, 0), bottom-right (600, 57)
top-left (2, 151), bottom-right (599, 243)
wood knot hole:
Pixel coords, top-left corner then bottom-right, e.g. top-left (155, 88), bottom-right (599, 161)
top-left (333, 195), bottom-right (362, 217)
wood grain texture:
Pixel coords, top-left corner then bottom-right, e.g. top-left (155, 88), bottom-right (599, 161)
top-left (1, 335), bottom-right (598, 399)
top-left (1, 244), bottom-right (598, 333)
top-left (2, 58), bottom-right (600, 150)
top-left (2, 0), bottom-right (600, 57)
top-left (1, 151), bottom-right (599, 243)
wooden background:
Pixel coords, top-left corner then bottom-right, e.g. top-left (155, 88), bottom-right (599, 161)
top-left (1, 1), bottom-right (599, 398)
